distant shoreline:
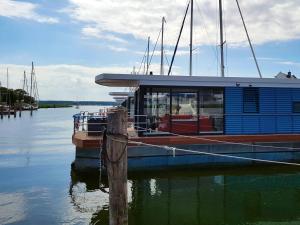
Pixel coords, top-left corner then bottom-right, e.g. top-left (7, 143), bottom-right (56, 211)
top-left (39, 103), bottom-right (73, 109)
top-left (39, 100), bottom-right (116, 106)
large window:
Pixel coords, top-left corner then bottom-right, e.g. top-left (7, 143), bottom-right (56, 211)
top-left (172, 90), bottom-right (198, 134)
top-left (142, 88), bottom-right (170, 133)
top-left (243, 88), bottom-right (259, 113)
top-left (199, 88), bottom-right (223, 133)
top-left (157, 91), bottom-right (170, 132)
top-left (140, 86), bottom-right (224, 135)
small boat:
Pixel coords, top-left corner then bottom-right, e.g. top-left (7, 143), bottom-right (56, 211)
top-left (0, 104), bottom-right (14, 115)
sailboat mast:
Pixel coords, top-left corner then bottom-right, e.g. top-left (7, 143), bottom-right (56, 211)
top-left (30, 62), bottom-right (34, 109)
top-left (219, 0), bottom-right (225, 77)
top-left (160, 17), bottom-right (166, 75)
top-left (235, 0), bottom-right (262, 78)
top-left (168, 1), bottom-right (190, 76)
top-left (146, 36), bottom-right (150, 75)
top-left (23, 71), bottom-right (26, 91)
top-left (7, 68), bottom-right (10, 106)
top-left (189, 0), bottom-right (193, 76)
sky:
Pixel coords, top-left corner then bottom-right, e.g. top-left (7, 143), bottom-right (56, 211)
top-left (0, 0), bottom-right (300, 101)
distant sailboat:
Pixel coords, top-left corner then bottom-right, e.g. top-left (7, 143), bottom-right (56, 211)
top-left (29, 62), bottom-right (39, 114)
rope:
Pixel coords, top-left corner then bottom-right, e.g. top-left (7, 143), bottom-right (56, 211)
top-left (137, 46), bottom-right (148, 74)
top-left (99, 125), bottom-right (300, 167)
top-left (149, 29), bottom-right (162, 67)
top-left (133, 125), bottom-right (300, 151)
top-left (105, 134), bottom-right (128, 164)
top-left (128, 140), bottom-right (300, 167)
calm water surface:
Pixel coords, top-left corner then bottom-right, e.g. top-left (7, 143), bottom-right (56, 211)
top-left (1, 107), bottom-right (300, 225)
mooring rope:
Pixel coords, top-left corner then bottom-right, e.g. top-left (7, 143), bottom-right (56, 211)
top-left (105, 134), bottom-right (128, 164)
top-left (132, 125), bottom-right (300, 151)
top-left (128, 140), bottom-right (300, 167)
top-left (102, 125), bottom-right (300, 168)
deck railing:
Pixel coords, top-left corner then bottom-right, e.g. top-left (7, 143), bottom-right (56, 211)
top-left (73, 111), bottom-right (108, 135)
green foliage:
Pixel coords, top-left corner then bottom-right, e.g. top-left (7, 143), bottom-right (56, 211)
top-left (0, 87), bottom-right (35, 105)
top-left (38, 103), bottom-right (72, 108)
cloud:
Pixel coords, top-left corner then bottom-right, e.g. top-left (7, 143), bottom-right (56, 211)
top-left (0, 0), bottom-right (58, 24)
top-left (66, 0), bottom-right (300, 47)
top-left (82, 27), bottom-right (128, 44)
top-left (0, 64), bottom-right (135, 101)
top-left (0, 63), bottom-right (184, 100)
top-left (254, 57), bottom-right (300, 67)
top-left (278, 60), bottom-right (300, 67)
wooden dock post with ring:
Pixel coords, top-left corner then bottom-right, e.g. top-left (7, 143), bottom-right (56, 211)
top-left (106, 107), bottom-right (128, 225)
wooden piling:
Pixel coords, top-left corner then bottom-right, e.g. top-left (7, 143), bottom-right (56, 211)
top-left (18, 101), bottom-right (22, 117)
top-left (14, 108), bottom-right (16, 118)
top-left (106, 107), bottom-right (128, 225)
top-left (0, 107), bottom-right (3, 119)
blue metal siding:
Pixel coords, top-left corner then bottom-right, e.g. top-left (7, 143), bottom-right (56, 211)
top-left (260, 116), bottom-right (276, 134)
top-left (225, 116), bottom-right (242, 134)
top-left (225, 87), bottom-right (242, 113)
top-left (242, 116), bottom-right (260, 134)
top-left (276, 116), bottom-right (293, 133)
top-left (292, 89), bottom-right (300, 101)
top-left (276, 89), bottom-right (292, 113)
top-left (225, 87), bottom-right (300, 135)
top-left (294, 116), bottom-right (300, 133)
top-left (260, 88), bottom-right (276, 113)
top-left (224, 87), bottom-right (242, 134)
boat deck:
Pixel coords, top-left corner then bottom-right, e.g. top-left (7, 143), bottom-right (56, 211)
top-left (72, 131), bottom-right (300, 148)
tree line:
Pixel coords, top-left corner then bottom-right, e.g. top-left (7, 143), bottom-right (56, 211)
top-left (0, 87), bottom-right (35, 106)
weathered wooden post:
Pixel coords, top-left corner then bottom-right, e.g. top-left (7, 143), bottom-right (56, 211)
top-left (13, 107), bottom-right (16, 118)
top-left (106, 107), bottom-right (128, 225)
top-left (0, 107), bottom-right (3, 119)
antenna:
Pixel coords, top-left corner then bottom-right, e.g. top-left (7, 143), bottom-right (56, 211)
top-left (219, 0), bottom-right (225, 77)
top-left (160, 17), bottom-right (166, 75)
top-left (190, 0), bottom-right (193, 76)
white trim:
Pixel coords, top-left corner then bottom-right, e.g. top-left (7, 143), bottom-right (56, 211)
top-left (109, 92), bottom-right (134, 97)
top-left (96, 73), bottom-right (300, 88)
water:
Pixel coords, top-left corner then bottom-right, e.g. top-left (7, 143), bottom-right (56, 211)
top-left (1, 107), bottom-right (300, 225)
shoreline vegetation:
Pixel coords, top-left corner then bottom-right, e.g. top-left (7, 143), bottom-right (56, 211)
top-left (0, 86), bottom-right (116, 109)
top-left (39, 100), bottom-right (116, 109)
top-left (39, 103), bottom-right (73, 109)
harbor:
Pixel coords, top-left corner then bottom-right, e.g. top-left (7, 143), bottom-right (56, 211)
top-left (1, 0), bottom-right (300, 224)
top-left (0, 62), bottom-right (39, 118)
top-left (1, 106), bottom-right (300, 224)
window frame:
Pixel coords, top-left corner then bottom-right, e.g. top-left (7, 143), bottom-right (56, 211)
top-left (243, 87), bottom-right (260, 113)
top-left (293, 101), bottom-right (300, 113)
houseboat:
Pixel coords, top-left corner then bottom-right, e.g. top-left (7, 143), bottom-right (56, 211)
top-left (97, 73), bottom-right (300, 136)
top-left (72, 0), bottom-right (300, 172)
top-left (71, 73), bottom-right (300, 172)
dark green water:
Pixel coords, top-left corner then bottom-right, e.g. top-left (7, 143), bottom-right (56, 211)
top-left (1, 107), bottom-right (300, 225)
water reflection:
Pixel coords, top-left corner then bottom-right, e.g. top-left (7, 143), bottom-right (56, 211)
top-left (2, 107), bottom-right (300, 224)
top-left (0, 193), bottom-right (26, 224)
top-left (70, 167), bottom-right (300, 225)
